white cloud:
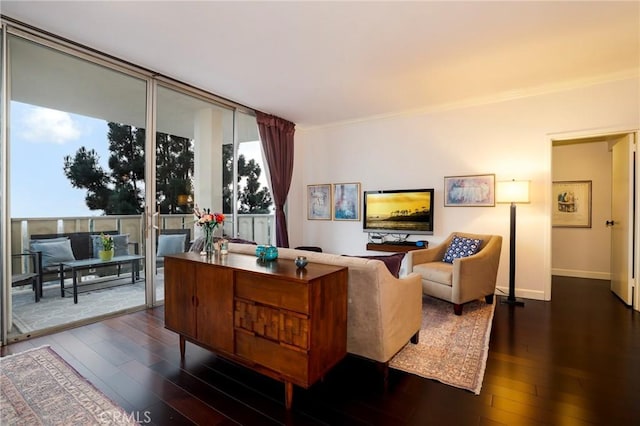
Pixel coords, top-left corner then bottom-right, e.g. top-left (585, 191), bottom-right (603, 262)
top-left (20, 106), bottom-right (82, 144)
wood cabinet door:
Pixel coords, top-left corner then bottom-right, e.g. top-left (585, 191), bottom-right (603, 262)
top-left (195, 264), bottom-right (234, 354)
top-left (164, 257), bottom-right (197, 339)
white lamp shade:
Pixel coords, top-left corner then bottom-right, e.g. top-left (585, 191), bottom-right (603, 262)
top-left (496, 180), bottom-right (530, 203)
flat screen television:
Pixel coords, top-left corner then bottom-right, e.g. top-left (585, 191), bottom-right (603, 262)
top-left (363, 188), bottom-right (434, 235)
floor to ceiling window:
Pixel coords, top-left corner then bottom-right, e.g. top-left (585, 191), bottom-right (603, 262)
top-left (235, 111), bottom-right (273, 245)
top-left (1, 27), bottom-right (5, 345)
top-left (6, 34), bottom-right (148, 338)
top-left (0, 21), bottom-right (272, 343)
top-left (153, 84), bottom-right (235, 302)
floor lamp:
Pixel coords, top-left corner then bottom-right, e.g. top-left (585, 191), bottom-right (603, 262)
top-left (496, 180), bottom-right (530, 307)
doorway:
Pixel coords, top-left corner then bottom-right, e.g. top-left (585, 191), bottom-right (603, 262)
top-left (551, 132), bottom-right (637, 309)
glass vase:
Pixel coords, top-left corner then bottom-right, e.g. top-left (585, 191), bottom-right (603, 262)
top-left (202, 226), bottom-right (214, 257)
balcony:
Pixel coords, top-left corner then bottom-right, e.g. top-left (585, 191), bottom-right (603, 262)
top-left (11, 213), bottom-right (274, 254)
top-left (8, 213), bottom-right (274, 338)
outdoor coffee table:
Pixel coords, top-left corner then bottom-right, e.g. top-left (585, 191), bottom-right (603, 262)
top-left (59, 255), bottom-right (145, 304)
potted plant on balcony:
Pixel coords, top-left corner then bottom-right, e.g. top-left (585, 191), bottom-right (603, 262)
top-left (98, 233), bottom-right (114, 261)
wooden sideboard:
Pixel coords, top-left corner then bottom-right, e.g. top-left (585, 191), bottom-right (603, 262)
top-left (164, 252), bottom-right (348, 409)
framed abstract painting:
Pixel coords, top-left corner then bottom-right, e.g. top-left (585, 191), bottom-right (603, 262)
top-left (307, 184), bottom-right (332, 220)
top-left (332, 182), bottom-right (361, 221)
top-left (444, 174), bottom-right (495, 207)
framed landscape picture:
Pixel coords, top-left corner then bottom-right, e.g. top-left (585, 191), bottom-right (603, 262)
top-left (444, 174), bottom-right (495, 207)
top-left (552, 180), bottom-right (592, 228)
top-left (307, 184), bottom-right (332, 220)
top-left (332, 182), bottom-right (361, 221)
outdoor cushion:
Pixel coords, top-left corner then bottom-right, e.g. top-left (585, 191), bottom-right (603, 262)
top-left (30, 238), bottom-right (76, 269)
top-left (91, 234), bottom-right (130, 258)
top-left (157, 233), bottom-right (187, 257)
top-left (29, 236), bottom-right (68, 251)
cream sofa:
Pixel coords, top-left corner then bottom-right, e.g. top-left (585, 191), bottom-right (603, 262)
top-left (228, 243), bottom-right (423, 366)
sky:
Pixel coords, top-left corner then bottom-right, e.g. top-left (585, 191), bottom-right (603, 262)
top-left (9, 102), bottom-right (266, 218)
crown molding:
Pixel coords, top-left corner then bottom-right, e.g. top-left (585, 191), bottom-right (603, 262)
top-left (300, 69), bottom-right (639, 132)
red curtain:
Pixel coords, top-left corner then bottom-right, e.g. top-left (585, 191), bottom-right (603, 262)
top-left (256, 111), bottom-right (295, 248)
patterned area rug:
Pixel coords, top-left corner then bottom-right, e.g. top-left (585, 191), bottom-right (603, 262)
top-left (390, 295), bottom-right (495, 394)
top-left (0, 346), bottom-right (136, 425)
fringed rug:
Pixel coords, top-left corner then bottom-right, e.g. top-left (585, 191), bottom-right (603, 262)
top-left (390, 295), bottom-right (495, 394)
top-left (0, 346), bottom-right (136, 425)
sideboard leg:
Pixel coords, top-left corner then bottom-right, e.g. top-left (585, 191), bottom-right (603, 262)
top-left (284, 381), bottom-right (293, 410)
top-left (179, 335), bottom-right (185, 360)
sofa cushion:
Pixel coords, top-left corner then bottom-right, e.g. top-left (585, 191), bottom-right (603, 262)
top-left (29, 236), bottom-right (68, 248)
top-left (228, 237), bottom-right (257, 245)
top-left (442, 235), bottom-right (483, 264)
top-left (413, 261), bottom-right (453, 286)
top-left (157, 233), bottom-right (187, 257)
top-left (344, 253), bottom-right (405, 278)
top-left (30, 238), bottom-right (76, 269)
top-left (189, 236), bottom-right (256, 252)
top-left (31, 232), bottom-right (119, 260)
top-left (91, 234), bottom-right (130, 257)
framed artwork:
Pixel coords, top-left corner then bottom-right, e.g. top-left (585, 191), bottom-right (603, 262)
top-left (552, 180), bottom-right (592, 228)
top-left (332, 182), bottom-right (361, 221)
top-left (444, 174), bottom-right (495, 207)
top-left (307, 184), bottom-right (332, 220)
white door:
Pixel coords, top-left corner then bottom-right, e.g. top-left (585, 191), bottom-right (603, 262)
top-left (610, 134), bottom-right (635, 305)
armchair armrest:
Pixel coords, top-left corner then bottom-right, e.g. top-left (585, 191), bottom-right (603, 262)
top-left (11, 251), bottom-right (41, 274)
top-left (128, 241), bottom-right (140, 255)
top-left (12, 250), bottom-right (42, 301)
top-left (406, 244), bottom-right (448, 270)
top-left (26, 249), bottom-right (45, 288)
top-left (377, 271), bottom-right (423, 361)
top-left (451, 236), bottom-right (502, 302)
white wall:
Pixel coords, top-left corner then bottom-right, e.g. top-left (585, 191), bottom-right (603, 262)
top-left (552, 141), bottom-right (612, 279)
top-left (288, 77), bottom-right (639, 301)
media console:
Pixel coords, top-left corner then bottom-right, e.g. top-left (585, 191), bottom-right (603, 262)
top-left (366, 241), bottom-right (428, 253)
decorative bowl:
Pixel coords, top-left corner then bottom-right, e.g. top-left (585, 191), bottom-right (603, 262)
top-left (256, 245), bottom-right (278, 261)
top-left (295, 256), bottom-right (308, 269)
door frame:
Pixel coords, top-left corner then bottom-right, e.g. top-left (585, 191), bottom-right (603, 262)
top-left (548, 127), bottom-right (639, 311)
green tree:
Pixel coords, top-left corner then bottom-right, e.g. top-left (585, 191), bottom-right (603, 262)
top-left (237, 155), bottom-right (272, 214)
top-left (65, 125), bottom-right (270, 216)
top-left (63, 123), bottom-right (145, 214)
top-left (64, 123), bottom-right (192, 215)
top-left (222, 144), bottom-right (273, 214)
top-left (155, 132), bottom-right (193, 214)
top-left (222, 144), bottom-right (234, 214)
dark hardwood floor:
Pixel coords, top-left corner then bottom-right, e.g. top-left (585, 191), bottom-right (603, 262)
top-left (3, 276), bottom-right (639, 425)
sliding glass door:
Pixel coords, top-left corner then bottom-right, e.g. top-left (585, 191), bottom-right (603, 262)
top-left (0, 21), bottom-right (272, 343)
top-left (152, 84), bottom-right (235, 301)
top-left (6, 34), bottom-right (148, 337)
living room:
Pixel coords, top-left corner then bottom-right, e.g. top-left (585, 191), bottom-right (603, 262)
top-left (2, 2), bottom-right (638, 307)
top-left (1, 2), bottom-right (639, 424)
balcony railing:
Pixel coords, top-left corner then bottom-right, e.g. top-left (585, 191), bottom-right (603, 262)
top-left (10, 213), bottom-right (274, 272)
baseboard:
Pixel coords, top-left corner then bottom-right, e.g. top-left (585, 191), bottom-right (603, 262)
top-left (494, 286), bottom-right (545, 301)
top-left (551, 268), bottom-right (611, 280)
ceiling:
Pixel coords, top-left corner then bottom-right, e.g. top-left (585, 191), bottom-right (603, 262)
top-left (1, 1), bottom-right (639, 128)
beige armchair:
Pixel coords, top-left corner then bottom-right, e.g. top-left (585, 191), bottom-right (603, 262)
top-left (407, 232), bottom-right (502, 315)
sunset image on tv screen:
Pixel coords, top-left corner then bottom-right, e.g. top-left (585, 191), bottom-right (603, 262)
top-left (365, 192), bottom-right (431, 232)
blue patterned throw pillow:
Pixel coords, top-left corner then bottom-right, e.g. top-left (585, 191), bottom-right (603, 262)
top-left (442, 235), bottom-right (483, 264)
